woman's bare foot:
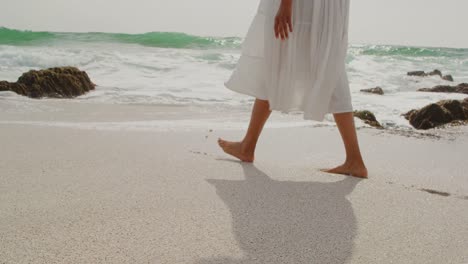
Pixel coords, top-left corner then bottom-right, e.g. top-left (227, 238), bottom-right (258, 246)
top-left (320, 162), bottom-right (368, 179)
top-left (218, 138), bottom-right (255, 163)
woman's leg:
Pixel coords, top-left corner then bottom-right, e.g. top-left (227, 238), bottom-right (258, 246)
top-left (218, 98), bottom-right (272, 162)
top-left (321, 112), bottom-right (368, 178)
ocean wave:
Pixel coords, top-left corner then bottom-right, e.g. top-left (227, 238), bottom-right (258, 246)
top-left (351, 44), bottom-right (468, 58)
top-left (3, 27), bottom-right (468, 58)
top-left (0, 27), bottom-right (56, 45)
top-left (0, 27), bottom-right (242, 50)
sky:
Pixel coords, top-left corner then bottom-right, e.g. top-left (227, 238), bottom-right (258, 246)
top-left (1, 0), bottom-right (467, 48)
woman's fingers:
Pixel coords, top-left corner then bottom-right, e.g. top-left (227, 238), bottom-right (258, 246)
top-left (280, 22), bottom-right (285, 39)
top-left (281, 20), bottom-right (289, 39)
top-left (277, 20), bottom-right (284, 40)
top-left (274, 17), bottom-right (293, 40)
top-left (274, 0), bottom-right (293, 40)
top-left (279, 22), bottom-right (283, 40)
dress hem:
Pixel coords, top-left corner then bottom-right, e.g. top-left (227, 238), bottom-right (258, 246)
top-left (224, 81), bottom-right (354, 122)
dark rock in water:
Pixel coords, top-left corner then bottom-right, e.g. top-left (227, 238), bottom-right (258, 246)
top-left (403, 99), bottom-right (468, 130)
top-left (418, 83), bottom-right (468, 94)
top-left (407, 71), bottom-right (427, 77)
top-left (353, 110), bottom-right (383, 129)
top-left (442, 75), bottom-right (454, 82)
top-left (407, 69), bottom-right (454, 82)
top-left (0, 67), bottom-right (95, 98)
top-left (360, 86), bottom-right (384, 95)
top-left (427, 69), bottom-right (442, 77)
top-left (418, 85), bottom-right (454, 93)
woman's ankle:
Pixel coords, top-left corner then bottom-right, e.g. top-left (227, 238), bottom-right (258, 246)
top-left (344, 157), bottom-right (366, 168)
top-left (240, 140), bottom-right (256, 154)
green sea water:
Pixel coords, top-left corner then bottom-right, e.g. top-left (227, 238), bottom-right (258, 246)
top-left (1, 27), bottom-right (467, 58)
top-left (0, 27), bottom-right (242, 49)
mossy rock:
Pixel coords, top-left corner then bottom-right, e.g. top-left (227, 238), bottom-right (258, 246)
top-left (403, 99), bottom-right (468, 130)
top-left (353, 110), bottom-right (383, 129)
top-left (0, 67), bottom-right (95, 98)
top-left (418, 83), bottom-right (468, 95)
top-left (360, 86), bottom-right (384, 95)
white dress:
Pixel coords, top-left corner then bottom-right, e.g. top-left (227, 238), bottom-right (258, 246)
top-left (224, 0), bottom-right (353, 121)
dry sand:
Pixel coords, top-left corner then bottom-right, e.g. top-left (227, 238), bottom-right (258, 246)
top-left (1, 101), bottom-right (467, 263)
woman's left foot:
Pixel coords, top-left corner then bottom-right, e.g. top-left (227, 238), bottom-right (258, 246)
top-left (320, 163), bottom-right (368, 179)
top-left (217, 138), bottom-right (255, 163)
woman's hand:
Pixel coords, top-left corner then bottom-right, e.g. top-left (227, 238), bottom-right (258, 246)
top-left (275, 0), bottom-right (293, 40)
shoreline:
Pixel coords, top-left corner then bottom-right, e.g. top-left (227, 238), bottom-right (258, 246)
top-left (1, 99), bottom-right (467, 140)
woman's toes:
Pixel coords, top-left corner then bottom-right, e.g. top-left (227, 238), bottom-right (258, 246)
top-left (218, 138), bottom-right (226, 147)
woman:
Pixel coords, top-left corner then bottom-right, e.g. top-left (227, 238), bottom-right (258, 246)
top-left (218, 0), bottom-right (368, 178)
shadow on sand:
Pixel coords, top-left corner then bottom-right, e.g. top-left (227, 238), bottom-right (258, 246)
top-left (196, 161), bottom-right (361, 264)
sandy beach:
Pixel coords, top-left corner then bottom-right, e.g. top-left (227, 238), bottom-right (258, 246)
top-left (0, 100), bottom-right (467, 263)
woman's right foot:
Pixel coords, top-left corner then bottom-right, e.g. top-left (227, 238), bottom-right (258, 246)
top-left (320, 162), bottom-right (368, 179)
top-left (217, 138), bottom-right (255, 163)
